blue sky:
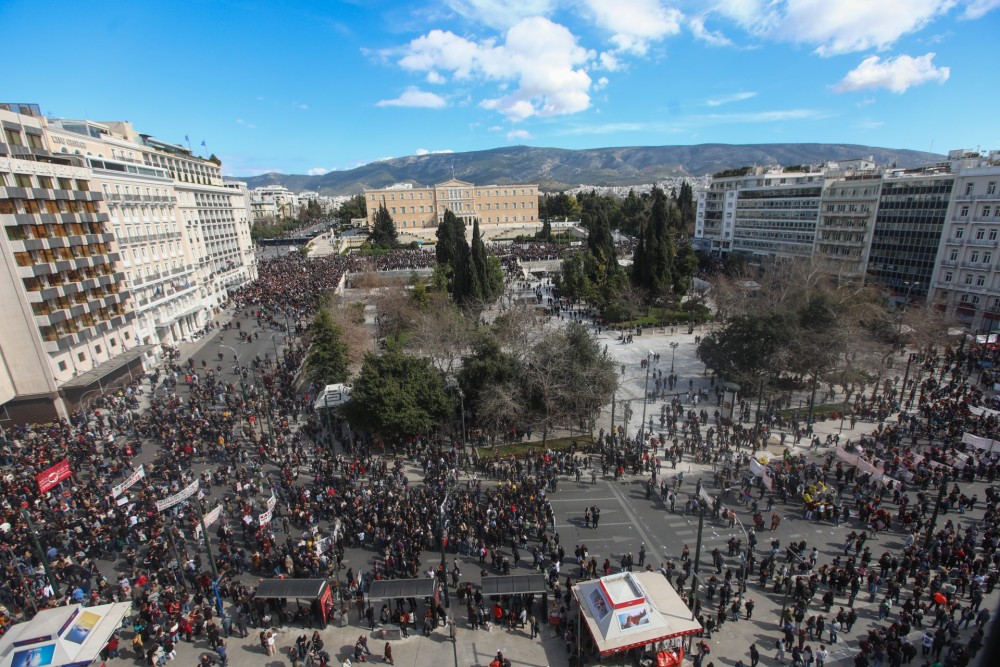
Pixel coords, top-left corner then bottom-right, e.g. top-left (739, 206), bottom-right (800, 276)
top-left (2, 0), bottom-right (998, 177)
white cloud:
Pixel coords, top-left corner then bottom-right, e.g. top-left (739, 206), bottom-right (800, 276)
top-left (376, 87), bottom-right (448, 108)
top-left (396, 17), bottom-right (593, 121)
top-left (414, 148), bottom-right (455, 156)
top-left (295, 103), bottom-right (309, 110)
top-left (307, 167), bottom-right (328, 176)
top-left (963, 0), bottom-right (1000, 18)
top-left (688, 14), bottom-right (733, 46)
top-left (235, 118), bottom-right (257, 129)
top-left (713, 0), bottom-right (956, 55)
top-left (706, 91), bottom-right (757, 106)
top-left (594, 76), bottom-right (610, 91)
top-left (583, 0), bottom-right (683, 55)
top-left (426, 70), bottom-right (446, 84)
top-left (488, 125), bottom-right (504, 132)
top-left (596, 52), bottom-right (622, 71)
top-left (445, 0), bottom-right (557, 28)
top-left (507, 129), bottom-right (533, 141)
top-left (834, 52), bottom-right (950, 93)
top-left (853, 119), bottom-right (885, 130)
top-left (856, 97), bottom-right (876, 107)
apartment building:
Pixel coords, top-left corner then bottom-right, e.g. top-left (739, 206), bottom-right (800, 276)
top-left (929, 152), bottom-right (1000, 331)
top-left (813, 172), bottom-right (882, 279)
top-left (0, 104), bottom-right (135, 423)
top-left (251, 185), bottom-right (299, 222)
top-left (865, 165), bottom-right (954, 303)
top-left (364, 179), bottom-right (538, 229)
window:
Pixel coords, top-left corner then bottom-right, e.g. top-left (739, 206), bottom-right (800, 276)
top-left (3, 129), bottom-right (23, 146)
top-left (950, 250), bottom-right (958, 261)
top-left (37, 176), bottom-right (53, 189)
top-left (956, 228), bottom-right (965, 238)
top-left (986, 253), bottom-right (993, 264)
top-left (966, 183), bottom-right (975, 195)
top-left (58, 360), bottom-right (67, 371)
top-left (14, 174), bottom-right (32, 188)
top-left (960, 206), bottom-right (970, 217)
top-left (977, 229), bottom-right (986, 240)
top-left (78, 352), bottom-right (86, 362)
top-left (984, 206), bottom-right (992, 217)
top-left (972, 252), bottom-right (980, 263)
top-left (991, 230), bottom-right (998, 241)
top-left (945, 272), bottom-right (953, 282)
top-left (989, 182), bottom-right (997, 195)
top-left (965, 274), bottom-right (973, 284)
top-left (26, 133), bottom-right (43, 149)
top-left (977, 275), bottom-right (986, 286)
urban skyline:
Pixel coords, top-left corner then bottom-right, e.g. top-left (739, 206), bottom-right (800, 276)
top-left (1, 0), bottom-right (998, 177)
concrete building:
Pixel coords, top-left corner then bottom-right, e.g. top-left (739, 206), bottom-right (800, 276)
top-left (0, 104), bottom-right (136, 423)
top-left (929, 151), bottom-right (1000, 331)
top-left (363, 179), bottom-right (538, 229)
top-left (814, 171), bottom-right (882, 280)
top-left (866, 164), bottom-right (954, 304)
top-left (44, 119), bottom-right (201, 356)
top-left (251, 185), bottom-right (299, 221)
top-left (694, 166), bottom-right (827, 258)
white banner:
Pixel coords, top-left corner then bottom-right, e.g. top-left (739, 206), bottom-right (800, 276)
top-left (259, 509), bottom-right (273, 526)
top-left (266, 494), bottom-right (277, 512)
top-left (204, 504), bottom-right (223, 527)
top-left (156, 479), bottom-right (200, 512)
top-left (836, 447), bottom-right (860, 466)
top-left (112, 466), bottom-right (145, 498)
top-left (962, 432), bottom-right (999, 452)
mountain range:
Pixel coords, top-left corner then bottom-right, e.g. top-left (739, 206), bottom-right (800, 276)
top-left (231, 143), bottom-right (945, 195)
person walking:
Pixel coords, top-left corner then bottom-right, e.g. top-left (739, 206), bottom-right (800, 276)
top-left (776, 639), bottom-right (786, 664)
top-left (383, 642), bottom-right (393, 665)
top-left (816, 646), bottom-right (828, 667)
top-left (750, 643), bottom-right (760, 667)
top-left (745, 598), bottom-right (755, 620)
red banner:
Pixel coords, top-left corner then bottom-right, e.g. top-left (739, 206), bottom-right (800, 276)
top-left (36, 459), bottom-right (72, 494)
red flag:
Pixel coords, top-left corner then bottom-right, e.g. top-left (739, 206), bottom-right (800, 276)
top-left (36, 459), bottom-right (72, 494)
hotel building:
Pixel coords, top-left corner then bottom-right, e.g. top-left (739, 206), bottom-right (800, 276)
top-left (0, 104), bottom-right (134, 423)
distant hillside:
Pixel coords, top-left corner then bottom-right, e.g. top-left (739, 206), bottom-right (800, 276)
top-left (232, 143), bottom-right (944, 195)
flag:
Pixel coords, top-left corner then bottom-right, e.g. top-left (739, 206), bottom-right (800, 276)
top-left (201, 140), bottom-right (207, 147)
top-left (184, 134), bottom-right (189, 142)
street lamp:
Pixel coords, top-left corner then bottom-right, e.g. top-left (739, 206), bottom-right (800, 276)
top-left (902, 281), bottom-right (920, 310)
top-left (639, 351), bottom-right (654, 451)
top-left (669, 342), bottom-right (679, 373)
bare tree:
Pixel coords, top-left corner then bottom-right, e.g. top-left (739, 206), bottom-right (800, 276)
top-left (405, 293), bottom-right (473, 376)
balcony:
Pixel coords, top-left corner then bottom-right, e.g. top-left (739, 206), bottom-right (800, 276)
top-left (955, 193), bottom-right (999, 201)
top-left (944, 237), bottom-right (965, 245)
top-left (940, 259), bottom-right (958, 267)
top-left (967, 238), bottom-right (998, 247)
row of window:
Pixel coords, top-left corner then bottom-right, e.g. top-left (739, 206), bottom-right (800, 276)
top-left (0, 197), bottom-right (99, 216)
top-left (2, 173), bottom-right (91, 191)
top-left (38, 303), bottom-right (126, 341)
top-left (31, 284), bottom-right (122, 316)
top-left (5, 219), bottom-right (104, 241)
top-left (374, 188), bottom-right (536, 201)
top-left (957, 204), bottom-right (1000, 218)
top-left (963, 181), bottom-right (998, 196)
top-left (13, 242), bottom-right (113, 266)
top-left (3, 128), bottom-right (44, 149)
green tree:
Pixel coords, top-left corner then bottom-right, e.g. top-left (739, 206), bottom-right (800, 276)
top-left (334, 194), bottom-right (367, 227)
top-left (630, 187), bottom-right (676, 299)
top-left (677, 181), bottom-right (696, 230)
top-left (306, 309), bottom-right (349, 385)
top-left (698, 313), bottom-right (795, 390)
top-left (672, 242), bottom-right (699, 295)
top-left (342, 348), bottom-right (451, 441)
top-left (368, 202), bottom-right (399, 249)
top-left (471, 218), bottom-right (503, 302)
top-left (435, 210), bottom-right (465, 267)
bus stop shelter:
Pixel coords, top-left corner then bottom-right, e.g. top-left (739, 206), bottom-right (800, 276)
top-left (253, 578), bottom-right (335, 626)
top-left (480, 574), bottom-right (548, 597)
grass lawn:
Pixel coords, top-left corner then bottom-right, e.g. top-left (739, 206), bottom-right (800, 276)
top-left (475, 434), bottom-right (596, 458)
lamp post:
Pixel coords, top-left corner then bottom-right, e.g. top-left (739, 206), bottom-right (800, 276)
top-left (669, 342), bottom-right (679, 373)
top-left (457, 387), bottom-right (466, 453)
top-left (902, 280), bottom-right (920, 310)
top-left (639, 351), bottom-right (654, 451)
top-left (219, 344), bottom-right (248, 403)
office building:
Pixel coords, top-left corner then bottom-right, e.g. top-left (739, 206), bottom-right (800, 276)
top-left (865, 164), bottom-right (954, 303)
top-left (813, 171), bottom-right (882, 280)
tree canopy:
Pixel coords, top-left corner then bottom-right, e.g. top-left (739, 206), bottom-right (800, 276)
top-left (305, 309), bottom-right (349, 385)
top-left (342, 347), bottom-right (451, 441)
top-left (368, 201), bottom-right (399, 249)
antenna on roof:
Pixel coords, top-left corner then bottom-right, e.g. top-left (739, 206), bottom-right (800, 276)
top-left (451, 161), bottom-right (455, 179)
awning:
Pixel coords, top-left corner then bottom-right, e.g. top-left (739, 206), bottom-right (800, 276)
top-left (60, 344), bottom-right (153, 389)
top-left (0, 602), bottom-right (131, 667)
top-left (573, 572), bottom-right (702, 656)
top-left (480, 574), bottom-right (548, 597)
top-left (254, 578), bottom-right (329, 600)
top-left (366, 578), bottom-right (437, 601)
